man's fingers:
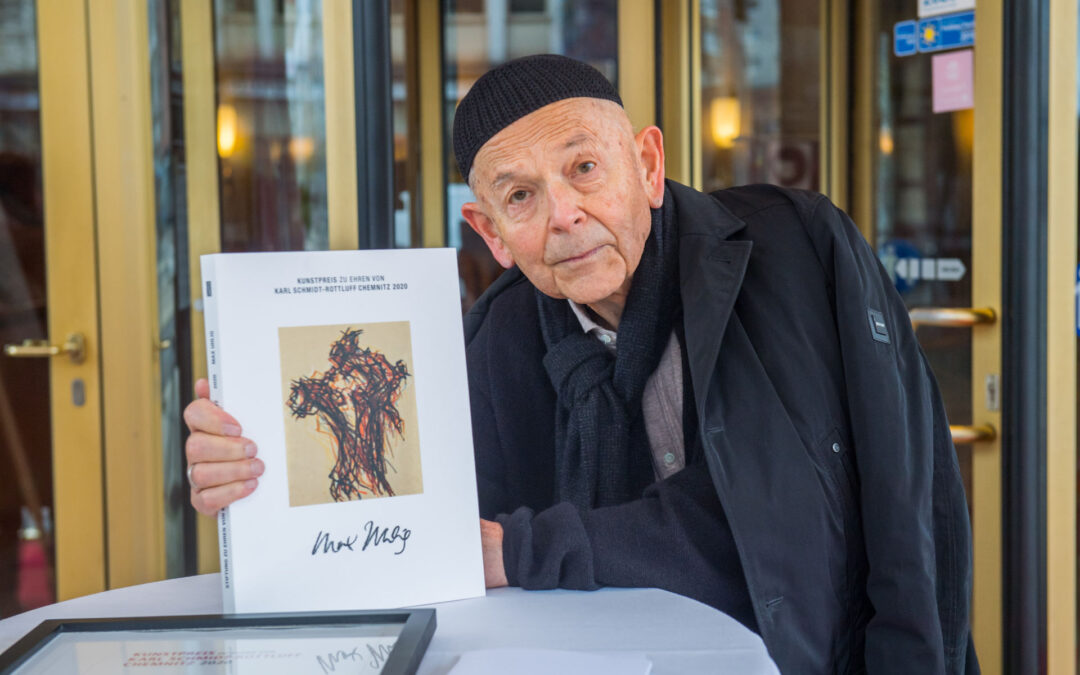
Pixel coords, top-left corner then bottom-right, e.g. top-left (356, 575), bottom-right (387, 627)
top-left (191, 480), bottom-right (258, 516)
top-left (185, 380), bottom-right (255, 517)
top-left (183, 398), bottom-right (242, 436)
top-left (479, 518), bottom-right (508, 588)
top-left (189, 458), bottom-right (264, 491)
top-left (186, 431), bottom-right (256, 464)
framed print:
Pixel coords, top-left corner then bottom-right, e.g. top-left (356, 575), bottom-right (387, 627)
top-left (0, 608), bottom-right (435, 674)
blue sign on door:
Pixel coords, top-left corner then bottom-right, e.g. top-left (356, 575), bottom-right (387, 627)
top-left (878, 240), bottom-right (922, 294)
top-left (894, 21), bottom-right (919, 57)
top-left (918, 11), bottom-right (975, 53)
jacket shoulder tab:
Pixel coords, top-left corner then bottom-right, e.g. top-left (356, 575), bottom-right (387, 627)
top-left (463, 266), bottom-right (529, 344)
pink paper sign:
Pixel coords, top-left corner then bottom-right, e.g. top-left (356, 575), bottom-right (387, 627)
top-left (932, 49), bottom-right (974, 113)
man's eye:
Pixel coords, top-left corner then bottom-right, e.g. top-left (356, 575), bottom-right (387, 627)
top-left (509, 190), bottom-right (529, 203)
top-left (577, 161), bottom-right (596, 174)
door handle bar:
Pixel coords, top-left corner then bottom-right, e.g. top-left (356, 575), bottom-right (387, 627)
top-left (906, 310), bottom-right (998, 444)
top-left (950, 424), bottom-right (997, 444)
top-left (3, 333), bottom-right (86, 364)
top-left (909, 307), bottom-right (997, 328)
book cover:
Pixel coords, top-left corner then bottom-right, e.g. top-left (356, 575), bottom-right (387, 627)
top-left (200, 248), bottom-right (484, 613)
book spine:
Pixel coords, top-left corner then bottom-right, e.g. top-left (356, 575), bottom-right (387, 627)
top-left (200, 255), bottom-right (235, 613)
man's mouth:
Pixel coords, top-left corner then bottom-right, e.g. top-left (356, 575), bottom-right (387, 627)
top-left (555, 245), bottom-right (605, 265)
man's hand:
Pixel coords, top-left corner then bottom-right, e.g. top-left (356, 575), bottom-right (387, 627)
top-left (184, 378), bottom-right (263, 516)
top-left (480, 518), bottom-right (508, 588)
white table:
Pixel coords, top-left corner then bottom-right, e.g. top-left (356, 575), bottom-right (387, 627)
top-left (0, 575), bottom-right (778, 674)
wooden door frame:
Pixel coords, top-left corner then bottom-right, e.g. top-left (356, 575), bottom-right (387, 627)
top-left (1046, 0), bottom-right (1078, 669)
top-left (86, 0), bottom-right (167, 593)
top-left (1041, 0), bottom-right (1076, 671)
top-left (35, 0), bottom-right (107, 602)
top-left (971, 3), bottom-right (1004, 670)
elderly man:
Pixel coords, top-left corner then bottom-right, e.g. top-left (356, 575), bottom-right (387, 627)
top-left (184, 55), bottom-right (976, 673)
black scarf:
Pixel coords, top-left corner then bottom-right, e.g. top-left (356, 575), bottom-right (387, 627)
top-left (536, 188), bottom-right (680, 509)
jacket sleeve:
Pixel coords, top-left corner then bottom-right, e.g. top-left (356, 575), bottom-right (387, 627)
top-left (801, 194), bottom-right (972, 674)
top-left (494, 460), bottom-right (757, 627)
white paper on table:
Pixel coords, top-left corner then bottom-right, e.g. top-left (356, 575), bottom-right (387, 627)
top-left (450, 648), bottom-right (652, 675)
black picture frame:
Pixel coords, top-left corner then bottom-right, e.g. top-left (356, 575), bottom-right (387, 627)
top-left (0, 608), bottom-right (436, 674)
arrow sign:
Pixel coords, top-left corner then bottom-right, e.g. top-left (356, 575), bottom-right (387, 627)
top-left (936, 258), bottom-right (966, 280)
top-left (895, 258), bottom-right (916, 280)
top-left (895, 257), bottom-right (967, 282)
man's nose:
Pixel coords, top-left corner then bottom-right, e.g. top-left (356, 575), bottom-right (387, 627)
top-left (546, 180), bottom-right (586, 233)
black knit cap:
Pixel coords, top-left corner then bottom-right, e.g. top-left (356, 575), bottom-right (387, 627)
top-left (452, 54), bottom-right (622, 181)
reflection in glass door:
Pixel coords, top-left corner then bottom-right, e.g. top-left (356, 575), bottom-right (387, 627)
top-left (868, 5), bottom-right (977, 489)
top-left (859, 2), bottom-right (1000, 670)
top-left (0, 0), bottom-right (53, 617)
top-left (442, 0), bottom-right (619, 311)
top-left (698, 0), bottom-right (821, 194)
top-left (213, 0), bottom-right (330, 253)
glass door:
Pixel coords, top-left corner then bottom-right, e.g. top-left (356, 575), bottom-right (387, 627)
top-left (0, 0), bottom-right (52, 617)
top-left (0, 0), bottom-right (106, 612)
top-left (442, 0), bottom-right (620, 310)
top-left (853, 1), bottom-right (1001, 670)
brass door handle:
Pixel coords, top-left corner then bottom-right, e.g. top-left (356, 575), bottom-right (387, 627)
top-left (950, 424), bottom-right (997, 444)
top-left (3, 333), bottom-right (86, 364)
top-left (909, 307), bottom-right (997, 328)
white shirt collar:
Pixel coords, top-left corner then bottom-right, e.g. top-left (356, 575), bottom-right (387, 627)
top-left (567, 300), bottom-right (617, 350)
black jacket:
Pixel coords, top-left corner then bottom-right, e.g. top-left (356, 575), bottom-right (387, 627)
top-left (464, 181), bottom-right (977, 674)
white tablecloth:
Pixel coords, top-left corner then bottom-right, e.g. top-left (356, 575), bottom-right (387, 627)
top-left (0, 575), bottom-right (778, 674)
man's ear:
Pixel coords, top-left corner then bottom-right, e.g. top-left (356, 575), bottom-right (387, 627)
top-left (635, 126), bottom-right (666, 209)
top-left (462, 202), bottom-right (515, 269)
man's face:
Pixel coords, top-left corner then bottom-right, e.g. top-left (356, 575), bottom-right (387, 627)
top-left (461, 98), bottom-right (665, 308)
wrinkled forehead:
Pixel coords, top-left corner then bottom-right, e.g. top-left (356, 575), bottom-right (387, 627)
top-left (469, 98), bottom-right (631, 186)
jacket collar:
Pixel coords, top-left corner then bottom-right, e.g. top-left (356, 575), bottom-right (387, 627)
top-left (666, 180), bottom-right (753, 414)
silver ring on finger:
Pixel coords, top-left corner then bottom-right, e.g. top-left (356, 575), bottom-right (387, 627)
top-left (187, 463), bottom-right (200, 492)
